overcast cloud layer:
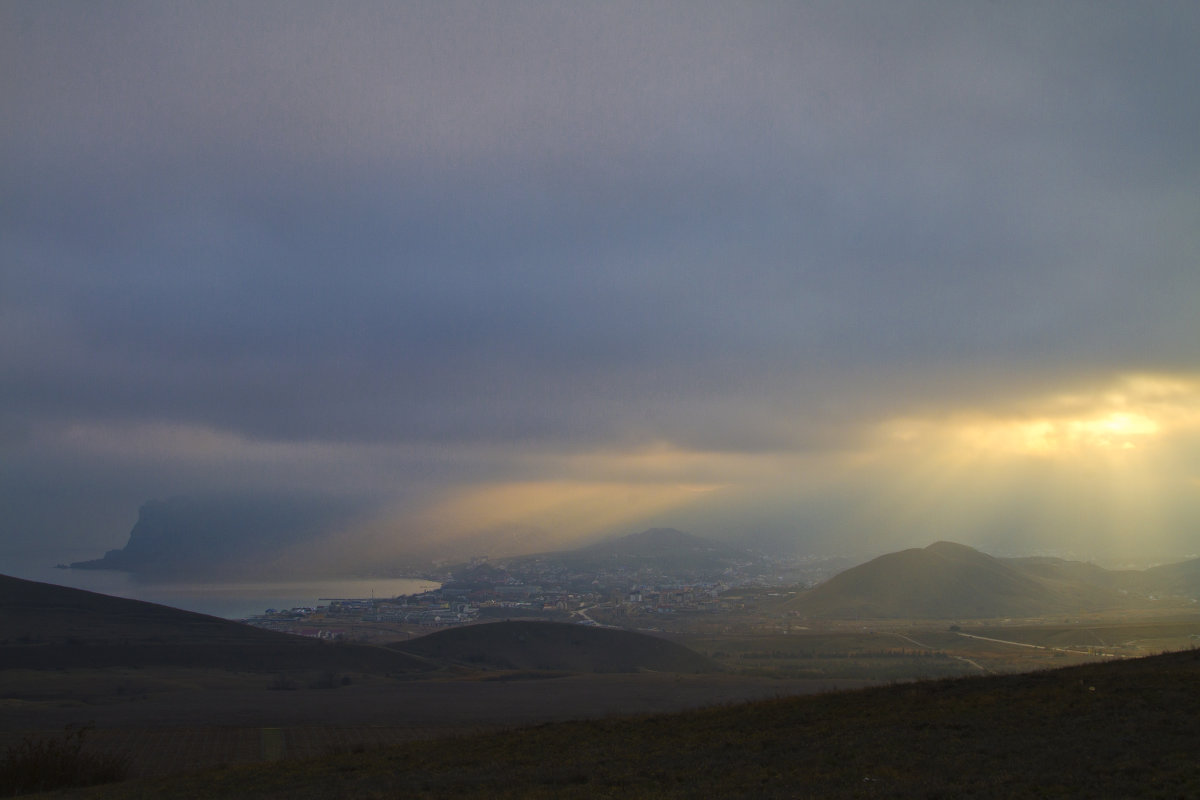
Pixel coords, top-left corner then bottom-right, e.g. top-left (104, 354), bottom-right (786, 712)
top-left (3, 2), bottom-right (1199, 574)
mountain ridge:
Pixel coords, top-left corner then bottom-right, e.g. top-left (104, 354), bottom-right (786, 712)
top-left (784, 541), bottom-right (1185, 619)
top-left (66, 494), bottom-right (360, 578)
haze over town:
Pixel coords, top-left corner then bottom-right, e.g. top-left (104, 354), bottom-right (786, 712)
top-left (4, 2), bottom-right (1199, 581)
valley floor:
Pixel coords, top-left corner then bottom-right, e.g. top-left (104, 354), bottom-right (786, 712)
top-left (30, 647), bottom-right (1200, 799)
top-left (1, 671), bottom-right (873, 780)
top-left (7, 609), bottom-right (1200, 795)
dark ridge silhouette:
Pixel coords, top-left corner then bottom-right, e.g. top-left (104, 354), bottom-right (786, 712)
top-left (0, 574), bottom-right (430, 673)
top-left (389, 620), bottom-right (717, 673)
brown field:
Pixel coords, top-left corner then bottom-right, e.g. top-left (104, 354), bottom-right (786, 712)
top-left (676, 609), bottom-right (1200, 680)
top-left (9, 610), bottom-right (1199, 783)
top-left (0, 726), bottom-right (441, 779)
top-left (6, 578), bottom-right (1200, 794)
top-left (33, 646), bottom-right (1200, 799)
top-left (0, 669), bottom-right (873, 780)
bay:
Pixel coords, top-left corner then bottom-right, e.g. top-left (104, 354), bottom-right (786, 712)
top-left (3, 556), bottom-right (439, 620)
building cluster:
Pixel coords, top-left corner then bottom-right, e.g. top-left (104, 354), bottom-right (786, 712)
top-left (243, 550), bottom-right (842, 635)
top-left (621, 583), bottom-right (725, 615)
top-left (244, 606), bottom-right (349, 639)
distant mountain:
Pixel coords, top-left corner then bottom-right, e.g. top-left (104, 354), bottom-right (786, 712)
top-left (1137, 556), bottom-right (1200, 596)
top-left (1002, 555), bottom-right (1137, 590)
top-left (577, 527), bottom-right (740, 558)
top-left (525, 527), bottom-right (755, 577)
top-left (69, 493), bottom-right (359, 578)
top-left (784, 541), bottom-right (1128, 619)
top-left (389, 620), bottom-right (716, 673)
top-left (0, 574), bottom-right (429, 673)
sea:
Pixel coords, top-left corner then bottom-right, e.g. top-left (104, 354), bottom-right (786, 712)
top-left (3, 555), bottom-right (440, 620)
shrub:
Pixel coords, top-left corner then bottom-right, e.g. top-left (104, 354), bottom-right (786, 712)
top-left (309, 670), bottom-right (343, 689)
top-left (268, 672), bottom-right (298, 690)
top-left (0, 723), bottom-right (130, 795)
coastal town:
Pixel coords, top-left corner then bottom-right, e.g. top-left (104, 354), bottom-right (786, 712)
top-left (242, 543), bottom-right (851, 642)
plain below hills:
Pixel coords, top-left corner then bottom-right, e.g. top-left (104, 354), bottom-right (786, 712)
top-left (60, 643), bottom-right (1200, 798)
top-left (784, 540), bottom-right (1200, 619)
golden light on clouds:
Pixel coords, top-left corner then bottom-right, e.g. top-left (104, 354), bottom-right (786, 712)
top-left (856, 373), bottom-right (1200, 556)
top-left (44, 372), bottom-right (1198, 563)
top-left (934, 409), bottom-right (1161, 458)
top-left (399, 374), bottom-right (1200, 558)
top-left (1069, 412), bottom-right (1159, 449)
top-left (878, 374), bottom-right (1197, 461)
top-left (389, 441), bottom-right (821, 555)
top-left (410, 479), bottom-right (708, 554)
top-left (554, 441), bottom-right (765, 485)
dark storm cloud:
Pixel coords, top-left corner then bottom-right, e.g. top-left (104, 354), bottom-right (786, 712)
top-left (3, 2), bottom-right (1199, 561)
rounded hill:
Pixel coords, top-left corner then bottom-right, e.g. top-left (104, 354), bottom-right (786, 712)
top-left (389, 620), bottom-right (717, 673)
top-left (783, 541), bottom-right (1118, 619)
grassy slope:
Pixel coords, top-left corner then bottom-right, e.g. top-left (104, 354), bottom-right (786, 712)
top-left (58, 647), bottom-right (1200, 799)
top-left (1140, 556), bottom-right (1200, 595)
top-left (784, 541), bottom-right (1125, 619)
top-left (0, 574), bottom-right (430, 673)
top-left (784, 541), bottom-right (1057, 618)
top-left (0, 574), bottom-right (280, 644)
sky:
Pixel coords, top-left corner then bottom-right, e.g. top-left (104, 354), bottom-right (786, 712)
top-left (3, 1), bottom-right (1199, 577)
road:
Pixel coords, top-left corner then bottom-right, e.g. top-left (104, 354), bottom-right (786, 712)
top-left (887, 632), bottom-right (990, 674)
top-left (955, 632), bottom-right (1119, 658)
top-left (572, 604), bottom-right (601, 625)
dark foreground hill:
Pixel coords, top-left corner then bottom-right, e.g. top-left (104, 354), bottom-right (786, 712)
top-left (784, 541), bottom-right (1129, 619)
top-left (0, 574), bottom-right (429, 673)
top-left (389, 620), bottom-right (716, 673)
top-left (65, 646), bottom-right (1200, 798)
top-left (0, 576), bottom-right (715, 676)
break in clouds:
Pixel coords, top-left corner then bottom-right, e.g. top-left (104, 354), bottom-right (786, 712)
top-left (2, 2), bottom-right (1199, 574)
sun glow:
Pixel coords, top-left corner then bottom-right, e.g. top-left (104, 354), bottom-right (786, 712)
top-left (855, 374), bottom-right (1200, 556)
top-left (878, 375), bottom-right (1197, 461)
top-left (1070, 412), bottom-right (1159, 448)
top-left (946, 410), bottom-right (1163, 457)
